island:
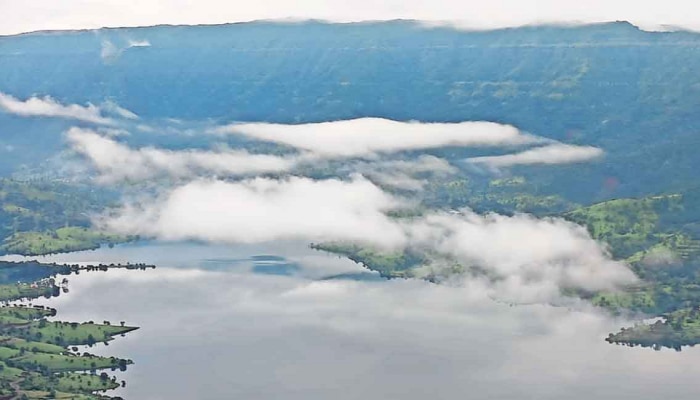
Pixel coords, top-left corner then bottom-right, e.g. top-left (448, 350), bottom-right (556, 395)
top-left (606, 308), bottom-right (700, 351)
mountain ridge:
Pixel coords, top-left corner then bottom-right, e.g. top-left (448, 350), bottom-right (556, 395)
top-left (0, 20), bottom-right (699, 204)
top-left (0, 19), bottom-right (680, 39)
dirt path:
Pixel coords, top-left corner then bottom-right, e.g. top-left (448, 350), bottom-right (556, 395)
top-left (8, 375), bottom-right (25, 400)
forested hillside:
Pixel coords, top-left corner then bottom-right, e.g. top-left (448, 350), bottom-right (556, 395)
top-left (0, 180), bottom-right (128, 255)
top-left (0, 21), bottom-right (700, 202)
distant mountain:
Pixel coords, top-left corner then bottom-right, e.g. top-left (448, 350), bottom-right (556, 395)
top-left (1, 20), bottom-right (699, 202)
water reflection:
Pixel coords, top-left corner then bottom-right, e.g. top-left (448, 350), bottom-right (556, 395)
top-left (0, 241), bottom-right (369, 279)
top-left (4, 242), bottom-right (700, 399)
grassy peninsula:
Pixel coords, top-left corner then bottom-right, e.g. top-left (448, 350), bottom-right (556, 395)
top-left (0, 260), bottom-right (153, 399)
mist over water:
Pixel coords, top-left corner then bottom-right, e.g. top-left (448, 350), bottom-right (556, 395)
top-left (5, 243), bottom-right (700, 400)
top-left (0, 15), bottom-right (698, 400)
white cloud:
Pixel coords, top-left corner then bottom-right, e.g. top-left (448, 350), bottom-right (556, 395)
top-left (127, 39), bottom-right (151, 47)
top-left (98, 176), bottom-right (407, 248)
top-left (101, 100), bottom-right (139, 120)
top-left (66, 127), bottom-right (298, 182)
top-left (100, 40), bottom-right (121, 61)
top-left (354, 155), bottom-right (458, 191)
top-left (366, 171), bottom-right (429, 191)
top-left (376, 155), bottom-right (458, 175)
top-left (404, 211), bottom-right (636, 299)
top-left (96, 175), bottom-right (635, 298)
top-left (2, 0), bottom-right (700, 36)
top-left (215, 118), bottom-right (542, 158)
top-left (0, 92), bottom-right (115, 125)
top-left (467, 144), bottom-right (604, 168)
top-left (101, 39), bottom-right (152, 62)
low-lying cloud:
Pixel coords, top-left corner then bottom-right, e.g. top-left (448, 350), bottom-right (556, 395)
top-left (405, 211), bottom-right (636, 300)
top-left (63, 114), bottom-right (625, 303)
top-left (67, 128), bottom-right (297, 182)
top-left (467, 144), bottom-right (604, 168)
top-left (97, 174), bottom-right (636, 299)
top-left (352, 155), bottom-right (458, 191)
top-left (0, 92), bottom-right (116, 125)
top-left (101, 39), bottom-right (152, 62)
top-left (127, 39), bottom-right (151, 48)
top-left (101, 100), bottom-right (139, 120)
top-left (214, 118), bottom-right (543, 158)
top-left (99, 176), bottom-right (407, 248)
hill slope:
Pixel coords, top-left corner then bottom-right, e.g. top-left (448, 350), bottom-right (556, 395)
top-left (0, 21), bottom-right (699, 202)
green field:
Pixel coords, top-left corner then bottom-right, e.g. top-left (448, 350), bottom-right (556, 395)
top-left (0, 261), bottom-right (140, 399)
top-left (1, 227), bottom-right (129, 256)
top-left (19, 321), bottom-right (136, 347)
top-left (0, 179), bottom-right (135, 256)
top-left (0, 283), bottom-right (58, 303)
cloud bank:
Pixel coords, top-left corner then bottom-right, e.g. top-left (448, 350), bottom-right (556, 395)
top-left (63, 113), bottom-right (620, 301)
top-left (99, 176), bottom-right (407, 248)
top-left (467, 144), bottom-right (604, 168)
top-left (97, 175), bottom-right (635, 299)
top-left (405, 211), bottom-right (635, 298)
top-left (61, 113), bottom-right (622, 302)
top-left (215, 118), bottom-right (542, 158)
top-left (67, 128), bottom-right (297, 182)
top-left (0, 92), bottom-right (115, 125)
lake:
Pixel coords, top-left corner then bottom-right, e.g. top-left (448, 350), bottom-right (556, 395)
top-left (3, 241), bottom-right (700, 399)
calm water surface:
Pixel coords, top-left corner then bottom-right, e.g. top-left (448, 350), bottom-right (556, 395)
top-left (3, 242), bottom-right (700, 400)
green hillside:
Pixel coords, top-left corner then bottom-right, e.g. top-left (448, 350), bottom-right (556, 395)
top-left (0, 180), bottom-right (131, 256)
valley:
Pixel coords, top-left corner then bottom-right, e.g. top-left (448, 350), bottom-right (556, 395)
top-left (0, 18), bottom-right (699, 399)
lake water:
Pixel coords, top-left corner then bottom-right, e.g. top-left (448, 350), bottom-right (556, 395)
top-left (3, 242), bottom-right (700, 399)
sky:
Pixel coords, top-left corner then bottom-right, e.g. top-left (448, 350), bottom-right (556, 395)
top-left (1, 0), bottom-right (700, 36)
